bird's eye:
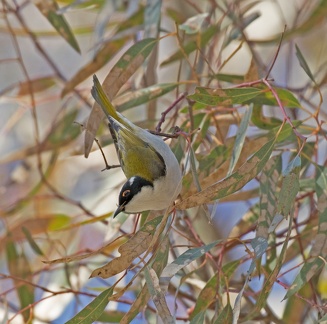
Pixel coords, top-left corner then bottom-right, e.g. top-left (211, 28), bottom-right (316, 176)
top-left (122, 189), bottom-right (130, 197)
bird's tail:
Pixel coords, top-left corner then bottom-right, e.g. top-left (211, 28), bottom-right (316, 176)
top-left (91, 74), bottom-right (120, 121)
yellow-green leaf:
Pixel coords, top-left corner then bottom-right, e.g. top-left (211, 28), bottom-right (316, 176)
top-left (188, 87), bottom-right (263, 106)
top-left (66, 287), bottom-right (113, 324)
top-left (256, 155), bottom-right (282, 239)
top-left (22, 226), bottom-right (44, 256)
top-left (6, 238), bottom-right (34, 322)
top-left (277, 156), bottom-right (301, 218)
top-left (214, 303), bottom-right (233, 324)
top-left (35, 0), bottom-right (80, 53)
top-left (283, 165), bottom-right (327, 300)
top-left (17, 76), bottom-right (56, 96)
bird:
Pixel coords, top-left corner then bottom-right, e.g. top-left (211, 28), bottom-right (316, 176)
top-left (91, 75), bottom-right (182, 217)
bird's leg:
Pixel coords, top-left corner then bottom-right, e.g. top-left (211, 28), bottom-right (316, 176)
top-left (93, 138), bottom-right (121, 172)
top-left (150, 92), bottom-right (200, 140)
top-left (74, 121), bottom-right (120, 171)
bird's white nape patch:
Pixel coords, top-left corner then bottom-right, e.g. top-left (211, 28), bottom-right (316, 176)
top-left (128, 177), bottom-right (136, 185)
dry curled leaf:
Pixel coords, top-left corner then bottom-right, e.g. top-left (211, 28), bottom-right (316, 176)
top-left (90, 216), bottom-right (162, 279)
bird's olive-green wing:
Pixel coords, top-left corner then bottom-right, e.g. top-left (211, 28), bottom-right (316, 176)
top-left (108, 118), bottom-right (166, 182)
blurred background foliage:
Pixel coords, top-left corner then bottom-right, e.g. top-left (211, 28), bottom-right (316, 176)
top-left (0, 0), bottom-right (327, 323)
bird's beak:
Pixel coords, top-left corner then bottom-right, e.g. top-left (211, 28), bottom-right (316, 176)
top-left (113, 205), bottom-right (124, 218)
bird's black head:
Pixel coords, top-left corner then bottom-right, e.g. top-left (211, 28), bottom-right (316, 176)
top-left (114, 176), bottom-right (154, 217)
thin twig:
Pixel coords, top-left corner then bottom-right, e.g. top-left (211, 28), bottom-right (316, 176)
top-left (262, 78), bottom-right (306, 141)
top-left (265, 25), bottom-right (287, 80)
top-left (155, 92), bottom-right (187, 133)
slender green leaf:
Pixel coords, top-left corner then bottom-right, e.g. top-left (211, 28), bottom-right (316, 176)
top-left (160, 240), bottom-right (220, 291)
top-left (6, 239), bottom-right (34, 322)
top-left (190, 311), bottom-right (206, 324)
top-left (191, 274), bottom-right (218, 319)
top-left (66, 287), bottom-right (113, 324)
top-left (227, 104), bottom-right (253, 176)
top-left (188, 87), bottom-right (263, 106)
top-left (22, 226), bottom-right (44, 256)
top-left (257, 155), bottom-right (282, 238)
top-left (277, 156), bottom-right (301, 218)
top-left (250, 155), bottom-right (282, 274)
top-left (283, 284), bottom-right (312, 323)
top-left (251, 105), bottom-right (282, 129)
top-left (295, 44), bottom-right (316, 83)
top-left (283, 166), bottom-right (327, 300)
top-left (189, 145), bottom-right (202, 193)
top-left (245, 88), bottom-right (300, 107)
top-left (316, 165), bottom-right (327, 200)
top-left (246, 215), bottom-right (293, 320)
top-left (233, 279), bottom-right (247, 324)
top-left (248, 236), bottom-right (268, 275)
top-left (145, 267), bottom-right (174, 324)
top-left (253, 232), bottom-right (269, 254)
top-left (191, 260), bottom-right (240, 319)
top-left (36, 0), bottom-right (80, 53)
top-left (101, 38), bottom-right (158, 98)
top-left (284, 258), bottom-right (325, 302)
top-left (48, 110), bottom-right (80, 145)
top-left (213, 73), bottom-right (244, 83)
top-left (17, 76), bottom-right (56, 96)
top-left (144, 0), bottom-right (161, 38)
top-left (97, 310), bottom-right (126, 322)
top-left (214, 303), bottom-right (233, 324)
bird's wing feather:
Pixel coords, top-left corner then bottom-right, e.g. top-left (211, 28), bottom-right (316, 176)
top-left (92, 74), bottom-right (166, 181)
top-left (109, 118), bottom-right (166, 182)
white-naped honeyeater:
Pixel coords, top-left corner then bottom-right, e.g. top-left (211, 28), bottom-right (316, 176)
top-left (91, 75), bottom-right (182, 217)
